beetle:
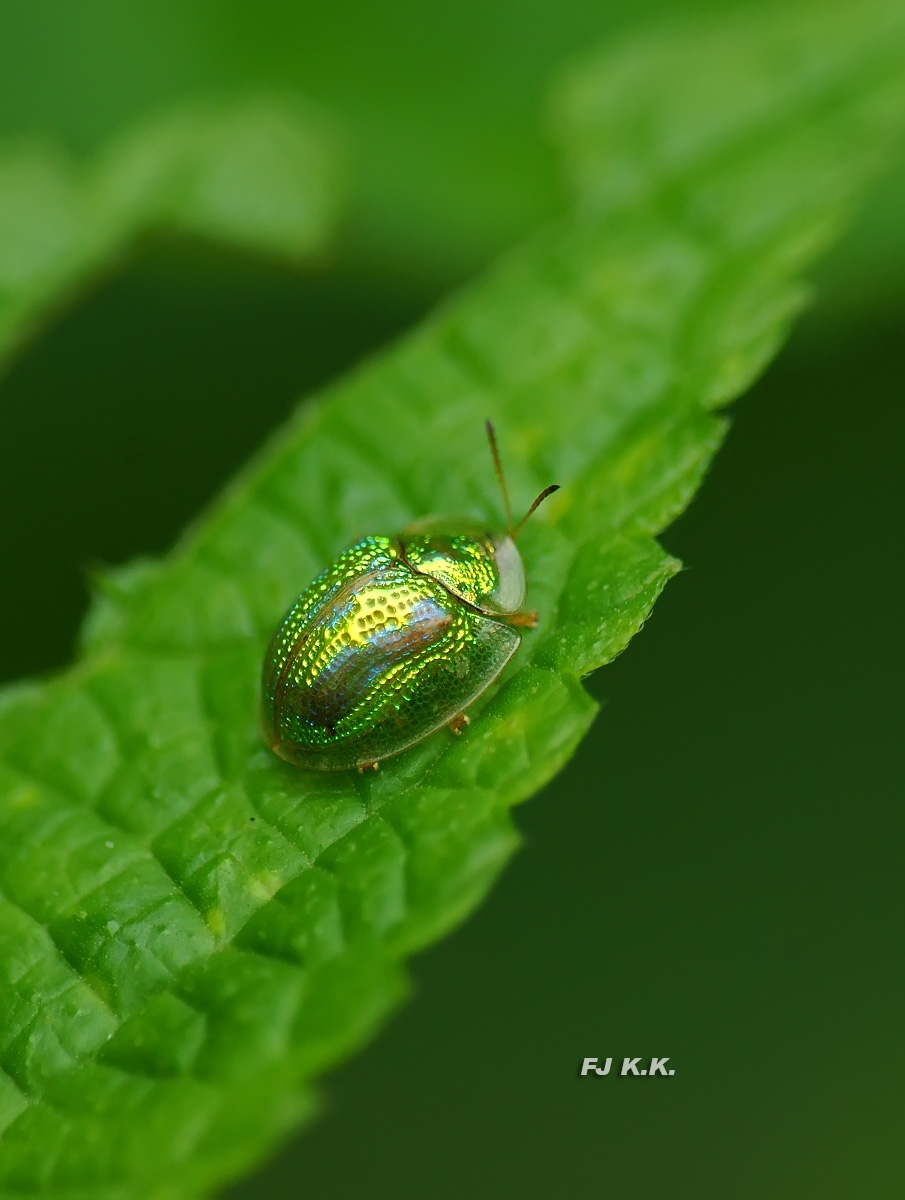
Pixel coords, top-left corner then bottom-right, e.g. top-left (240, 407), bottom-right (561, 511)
top-left (261, 422), bottom-right (558, 771)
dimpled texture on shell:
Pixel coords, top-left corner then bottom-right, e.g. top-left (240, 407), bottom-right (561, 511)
top-left (261, 535), bottom-right (521, 770)
top-left (401, 527), bottom-right (526, 614)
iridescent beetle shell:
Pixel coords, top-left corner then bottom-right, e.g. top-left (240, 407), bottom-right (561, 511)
top-left (261, 425), bottom-right (558, 771)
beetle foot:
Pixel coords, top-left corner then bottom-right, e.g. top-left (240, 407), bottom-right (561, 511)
top-left (448, 713), bottom-right (470, 736)
top-left (507, 609), bottom-right (538, 629)
top-left (357, 761), bottom-right (380, 773)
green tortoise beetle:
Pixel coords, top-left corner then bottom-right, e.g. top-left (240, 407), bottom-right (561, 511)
top-left (261, 422), bottom-right (559, 772)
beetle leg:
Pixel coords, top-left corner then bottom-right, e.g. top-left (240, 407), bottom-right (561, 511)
top-left (507, 609), bottom-right (538, 629)
top-left (448, 713), bottom-right (470, 736)
top-left (357, 761), bottom-right (380, 773)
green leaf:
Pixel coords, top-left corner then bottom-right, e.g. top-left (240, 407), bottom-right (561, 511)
top-left (1, 3), bottom-right (903, 1196)
top-left (0, 94), bottom-right (343, 370)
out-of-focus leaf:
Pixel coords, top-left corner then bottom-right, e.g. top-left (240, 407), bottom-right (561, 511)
top-left (0, 95), bottom-right (343, 368)
top-left (95, 97), bottom-right (342, 259)
top-left (4, 0), bottom-right (904, 300)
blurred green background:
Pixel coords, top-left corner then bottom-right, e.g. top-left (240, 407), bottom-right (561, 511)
top-left (1, 1), bottom-right (903, 1197)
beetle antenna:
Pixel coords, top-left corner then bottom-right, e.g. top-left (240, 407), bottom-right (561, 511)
top-left (486, 419), bottom-right (515, 535)
top-left (486, 420), bottom-right (560, 539)
top-left (513, 484), bottom-right (560, 538)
